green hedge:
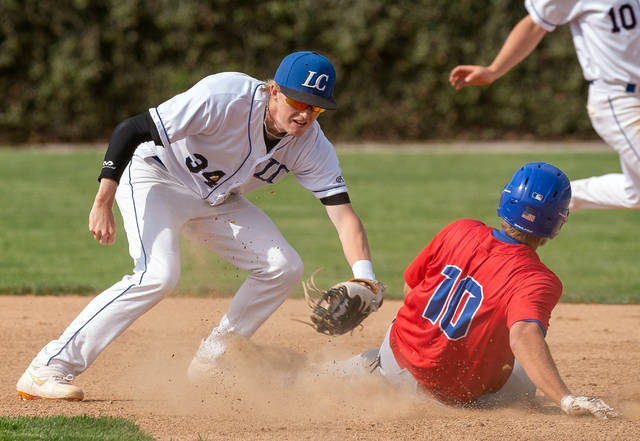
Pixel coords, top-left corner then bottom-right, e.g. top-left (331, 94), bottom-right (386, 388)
top-left (1, 0), bottom-right (592, 143)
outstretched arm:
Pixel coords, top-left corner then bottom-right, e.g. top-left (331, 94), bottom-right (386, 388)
top-left (449, 15), bottom-right (547, 89)
top-left (509, 320), bottom-right (569, 404)
top-left (302, 203), bottom-right (380, 336)
top-left (324, 203), bottom-right (374, 279)
top-left (510, 320), bottom-right (619, 418)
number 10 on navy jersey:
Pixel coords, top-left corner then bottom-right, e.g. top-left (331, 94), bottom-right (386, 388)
top-left (422, 265), bottom-right (484, 341)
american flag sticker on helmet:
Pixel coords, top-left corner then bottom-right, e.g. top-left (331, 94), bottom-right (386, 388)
top-left (522, 212), bottom-right (536, 221)
top-left (521, 207), bottom-right (537, 222)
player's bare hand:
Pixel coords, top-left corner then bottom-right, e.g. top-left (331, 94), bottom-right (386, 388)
top-left (89, 203), bottom-right (116, 245)
top-left (560, 394), bottom-right (621, 419)
top-left (449, 65), bottom-right (497, 89)
top-left (89, 178), bottom-right (118, 246)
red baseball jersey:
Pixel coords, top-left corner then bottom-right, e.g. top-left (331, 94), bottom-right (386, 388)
top-left (390, 219), bottom-right (562, 405)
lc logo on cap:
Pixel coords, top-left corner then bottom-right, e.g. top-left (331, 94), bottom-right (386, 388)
top-left (274, 51), bottom-right (338, 110)
top-left (301, 71), bottom-right (329, 91)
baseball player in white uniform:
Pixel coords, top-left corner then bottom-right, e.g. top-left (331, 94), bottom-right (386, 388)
top-left (449, 0), bottom-right (640, 211)
top-left (17, 51), bottom-right (381, 400)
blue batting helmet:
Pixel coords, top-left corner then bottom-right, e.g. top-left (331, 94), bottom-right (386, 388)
top-left (497, 162), bottom-right (571, 238)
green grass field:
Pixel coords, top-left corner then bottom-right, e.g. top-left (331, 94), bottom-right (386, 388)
top-left (0, 415), bottom-right (154, 441)
top-left (1, 146), bottom-right (638, 303)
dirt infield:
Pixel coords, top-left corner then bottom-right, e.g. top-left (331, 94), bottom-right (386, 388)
top-left (2, 296), bottom-right (639, 440)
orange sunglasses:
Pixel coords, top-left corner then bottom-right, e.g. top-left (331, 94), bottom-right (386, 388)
top-left (284, 96), bottom-right (326, 114)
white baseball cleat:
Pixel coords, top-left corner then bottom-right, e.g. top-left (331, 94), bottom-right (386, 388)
top-left (187, 335), bottom-right (226, 384)
top-left (16, 364), bottom-right (84, 401)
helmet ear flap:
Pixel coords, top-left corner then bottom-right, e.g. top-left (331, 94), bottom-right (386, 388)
top-left (497, 162), bottom-right (571, 238)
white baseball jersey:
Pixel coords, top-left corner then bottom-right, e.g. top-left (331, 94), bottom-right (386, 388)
top-left (143, 72), bottom-right (347, 206)
top-left (525, 1), bottom-right (640, 211)
top-left (32, 71), bottom-right (354, 378)
top-left (526, 0), bottom-right (640, 83)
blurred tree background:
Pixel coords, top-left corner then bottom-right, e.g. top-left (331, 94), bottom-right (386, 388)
top-left (0, 0), bottom-right (591, 143)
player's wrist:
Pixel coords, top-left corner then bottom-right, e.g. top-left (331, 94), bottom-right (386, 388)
top-left (483, 66), bottom-right (501, 83)
top-left (93, 179), bottom-right (118, 205)
top-left (352, 259), bottom-right (375, 281)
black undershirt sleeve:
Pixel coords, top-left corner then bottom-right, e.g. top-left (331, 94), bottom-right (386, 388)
top-left (320, 192), bottom-right (351, 206)
top-left (98, 112), bottom-right (162, 183)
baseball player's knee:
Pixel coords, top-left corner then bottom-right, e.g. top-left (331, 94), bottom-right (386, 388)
top-left (145, 264), bottom-right (181, 298)
top-left (157, 274), bottom-right (180, 296)
top-left (284, 255), bottom-right (304, 286)
top-left (278, 253), bottom-right (304, 288)
top-left (624, 189), bottom-right (640, 208)
top-left (261, 245), bottom-right (304, 288)
top-left (143, 276), bottom-right (179, 300)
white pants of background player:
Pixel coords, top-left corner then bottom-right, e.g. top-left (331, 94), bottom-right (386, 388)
top-left (570, 81), bottom-right (640, 211)
top-left (32, 154), bottom-right (303, 376)
top-left (339, 324), bottom-right (535, 406)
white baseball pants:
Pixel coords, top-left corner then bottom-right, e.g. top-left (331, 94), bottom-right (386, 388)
top-left (570, 82), bottom-right (640, 211)
top-left (35, 155), bottom-right (303, 376)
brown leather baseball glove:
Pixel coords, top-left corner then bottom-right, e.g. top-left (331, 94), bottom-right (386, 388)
top-left (303, 273), bottom-right (384, 336)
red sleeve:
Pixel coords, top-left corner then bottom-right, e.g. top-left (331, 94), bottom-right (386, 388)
top-left (404, 243), bottom-right (433, 289)
top-left (506, 272), bottom-right (562, 332)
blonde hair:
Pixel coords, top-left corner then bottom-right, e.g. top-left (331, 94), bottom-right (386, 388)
top-left (500, 219), bottom-right (547, 249)
top-left (261, 79), bottom-right (278, 93)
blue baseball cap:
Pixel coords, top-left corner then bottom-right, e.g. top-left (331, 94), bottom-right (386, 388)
top-left (274, 51), bottom-right (337, 110)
